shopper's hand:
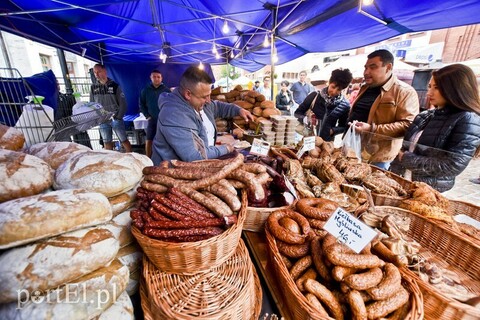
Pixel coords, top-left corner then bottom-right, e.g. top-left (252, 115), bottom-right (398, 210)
top-left (351, 121), bottom-right (371, 133)
top-left (238, 108), bottom-right (255, 123)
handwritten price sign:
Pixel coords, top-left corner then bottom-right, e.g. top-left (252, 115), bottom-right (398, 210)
top-left (249, 138), bottom-right (270, 156)
top-left (323, 208), bottom-right (377, 253)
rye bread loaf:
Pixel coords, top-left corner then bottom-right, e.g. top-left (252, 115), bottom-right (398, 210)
top-left (0, 259), bottom-right (129, 320)
top-left (98, 291), bottom-right (134, 320)
top-left (0, 123), bottom-right (25, 151)
top-left (0, 149), bottom-right (53, 203)
top-left (101, 210), bottom-right (133, 248)
top-left (0, 189), bottom-right (112, 249)
top-left (0, 226), bottom-right (120, 303)
top-left (54, 150), bottom-right (153, 197)
top-left (26, 141), bottom-right (90, 170)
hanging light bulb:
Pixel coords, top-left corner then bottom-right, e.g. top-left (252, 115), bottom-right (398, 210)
top-left (363, 0), bottom-right (374, 5)
top-left (272, 53), bottom-right (279, 63)
top-left (222, 20), bottom-right (229, 34)
top-left (199, 61), bottom-right (204, 70)
top-left (159, 49), bottom-right (167, 63)
top-left (263, 34), bottom-right (270, 47)
top-left (212, 42), bottom-right (217, 54)
top-left (230, 50), bottom-right (234, 58)
top-left (215, 52), bottom-right (220, 59)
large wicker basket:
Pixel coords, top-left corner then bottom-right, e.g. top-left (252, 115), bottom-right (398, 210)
top-left (141, 239), bottom-right (261, 320)
top-left (131, 190), bottom-right (246, 274)
top-left (370, 166), bottom-right (412, 204)
top-left (243, 204), bottom-right (291, 232)
top-left (373, 206), bottom-right (480, 319)
top-left (265, 228), bottom-right (423, 320)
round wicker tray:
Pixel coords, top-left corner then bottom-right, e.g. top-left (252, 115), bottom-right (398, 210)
top-left (141, 238), bottom-right (260, 320)
top-left (132, 190), bottom-right (246, 275)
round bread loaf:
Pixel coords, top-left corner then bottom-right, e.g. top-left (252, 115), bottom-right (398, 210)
top-left (0, 226), bottom-right (120, 303)
top-left (0, 259), bottom-right (129, 320)
top-left (101, 210), bottom-right (134, 248)
top-left (54, 150), bottom-right (153, 197)
top-left (98, 291), bottom-right (134, 320)
top-left (26, 141), bottom-right (90, 170)
top-left (108, 186), bottom-right (137, 216)
top-left (0, 189), bottom-right (112, 249)
top-left (0, 123), bottom-right (25, 151)
top-left (0, 149), bottom-right (53, 203)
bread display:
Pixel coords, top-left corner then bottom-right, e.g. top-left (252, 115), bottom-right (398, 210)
top-left (54, 150), bottom-right (153, 197)
top-left (0, 259), bottom-right (129, 320)
top-left (98, 291), bottom-right (134, 320)
top-left (26, 141), bottom-right (90, 170)
top-left (0, 189), bottom-right (112, 249)
top-left (0, 226), bottom-right (120, 303)
top-left (101, 209), bottom-right (134, 248)
top-left (0, 149), bottom-right (52, 202)
top-left (0, 123), bottom-right (25, 151)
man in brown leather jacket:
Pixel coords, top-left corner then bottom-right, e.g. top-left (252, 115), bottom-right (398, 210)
top-left (347, 49), bottom-right (419, 169)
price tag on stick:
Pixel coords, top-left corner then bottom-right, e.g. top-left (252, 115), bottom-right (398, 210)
top-left (323, 208), bottom-right (377, 253)
top-left (249, 138), bottom-right (270, 156)
top-left (296, 136), bottom-right (316, 158)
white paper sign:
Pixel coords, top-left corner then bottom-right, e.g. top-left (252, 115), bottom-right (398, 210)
top-left (303, 136), bottom-right (316, 151)
top-left (323, 208), bottom-right (377, 253)
top-left (249, 138), bottom-right (270, 156)
top-left (283, 174), bottom-right (298, 199)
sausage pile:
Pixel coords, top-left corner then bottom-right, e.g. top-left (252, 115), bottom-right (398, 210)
top-left (131, 187), bottom-right (238, 242)
top-left (266, 207), bottom-right (411, 320)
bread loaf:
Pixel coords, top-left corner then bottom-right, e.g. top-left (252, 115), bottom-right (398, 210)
top-left (0, 260), bottom-right (129, 320)
top-left (54, 150), bottom-right (153, 197)
top-left (0, 123), bottom-right (25, 151)
top-left (98, 291), bottom-right (134, 320)
top-left (115, 243), bottom-right (142, 297)
top-left (108, 187), bottom-right (137, 216)
top-left (101, 210), bottom-right (133, 248)
top-left (0, 149), bottom-right (52, 202)
top-left (0, 226), bottom-right (120, 303)
top-left (0, 189), bottom-right (112, 249)
top-left (126, 269), bottom-right (140, 296)
top-left (26, 141), bottom-right (90, 170)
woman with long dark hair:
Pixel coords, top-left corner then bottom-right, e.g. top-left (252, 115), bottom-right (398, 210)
top-left (391, 64), bottom-right (480, 192)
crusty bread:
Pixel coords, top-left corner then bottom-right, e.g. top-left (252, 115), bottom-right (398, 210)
top-left (0, 149), bottom-right (53, 202)
top-left (126, 268), bottom-right (140, 296)
top-left (0, 123), bottom-right (25, 151)
top-left (115, 243), bottom-right (142, 297)
top-left (0, 189), bottom-right (112, 249)
top-left (54, 150), bottom-right (153, 197)
top-left (0, 226), bottom-right (120, 303)
top-left (101, 210), bottom-right (134, 248)
top-left (98, 291), bottom-right (134, 320)
top-left (26, 141), bottom-right (90, 170)
top-left (109, 186), bottom-right (137, 216)
top-left (0, 259), bottom-right (129, 320)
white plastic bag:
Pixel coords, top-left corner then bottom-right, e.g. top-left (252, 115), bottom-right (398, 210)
top-left (72, 101), bottom-right (104, 131)
top-left (342, 124), bottom-right (362, 162)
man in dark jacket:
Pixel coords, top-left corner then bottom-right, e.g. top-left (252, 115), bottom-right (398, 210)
top-left (139, 70), bottom-right (171, 157)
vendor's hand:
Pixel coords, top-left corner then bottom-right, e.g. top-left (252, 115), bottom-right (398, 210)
top-left (239, 108), bottom-right (254, 123)
top-left (350, 121), bottom-right (371, 133)
top-left (225, 143), bottom-right (235, 153)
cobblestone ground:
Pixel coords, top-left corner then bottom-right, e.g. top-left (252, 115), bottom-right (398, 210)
top-left (443, 158), bottom-right (480, 205)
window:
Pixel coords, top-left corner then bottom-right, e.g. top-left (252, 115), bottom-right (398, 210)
top-left (39, 54), bottom-right (51, 72)
top-left (67, 62), bottom-right (75, 76)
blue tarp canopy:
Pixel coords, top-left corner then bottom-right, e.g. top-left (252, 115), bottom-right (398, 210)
top-left (1, 0), bottom-right (480, 72)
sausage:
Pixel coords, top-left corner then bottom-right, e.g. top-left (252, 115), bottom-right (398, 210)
top-left (199, 190), bottom-right (235, 217)
top-left (143, 226), bottom-right (223, 240)
top-left (132, 215), bottom-right (144, 229)
top-left (295, 268), bottom-right (317, 292)
top-left (152, 234), bottom-right (214, 243)
top-left (145, 217), bottom-right (225, 229)
top-left (366, 287), bottom-right (409, 319)
top-left (279, 217), bottom-right (301, 234)
top-left (241, 162), bottom-right (267, 174)
top-left (188, 152), bottom-right (244, 189)
top-left (144, 167), bottom-right (215, 179)
top-left (141, 180), bottom-right (168, 193)
top-left (148, 207), bottom-right (173, 222)
top-left (165, 191), bottom-right (216, 219)
top-left (304, 279), bottom-right (344, 320)
top-left (217, 179), bottom-right (238, 195)
top-left (311, 236), bottom-right (333, 283)
top-left (228, 169), bottom-right (265, 201)
top-left (151, 199), bottom-right (188, 221)
top-left (130, 209), bottom-right (144, 220)
top-left (168, 187), bottom-right (215, 218)
top-left (296, 197), bottom-right (338, 220)
top-left (371, 240), bottom-right (408, 267)
top-left (280, 254), bottom-right (293, 269)
top-left (332, 265), bottom-right (358, 282)
top-left (144, 173), bottom-right (182, 187)
top-left (343, 267), bottom-right (384, 291)
top-left (154, 193), bottom-right (199, 219)
top-left (308, 218), bottom-right (326, 230)
top-left (289, 256), bottom-right (313, 280)
top-left (277, 239), bottom-right (310, 258)
top-left (346, 290), bottom-right (367, 320)
top-left (305, 293), bottom-right (329, 317)
top-left (170, 158), bottom-right (224, 168)
top-left (366, 263), bottom-right (402, 301)
top-left (324, 242), bottom-right (385, 269)
top-left (266, 209), bottom-right (310, 244)
top-left (205, 183), bottom-right (241, 211)
top-left (178, 186), bottom-right (233, 217)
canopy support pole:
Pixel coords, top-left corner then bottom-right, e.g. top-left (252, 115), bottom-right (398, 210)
top-left (56, 48), bottom-right (73, 94)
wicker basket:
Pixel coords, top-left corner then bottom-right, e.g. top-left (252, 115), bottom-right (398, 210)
top-left (244, 204), bottom-right (291, 232)
top-left (131, 190), bottom-right (246, 274)
top-left (374, 206), bottom-right (480, 319)
top-left (265, 228), bottom-right (423, 319)
top-left (142, 239), bottom-right (261, 320)
top-left (369, 166), bottom-right (412, 205)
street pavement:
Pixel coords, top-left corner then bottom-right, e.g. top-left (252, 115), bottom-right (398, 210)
top-left (443, 157), bottom-right (480, 205)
